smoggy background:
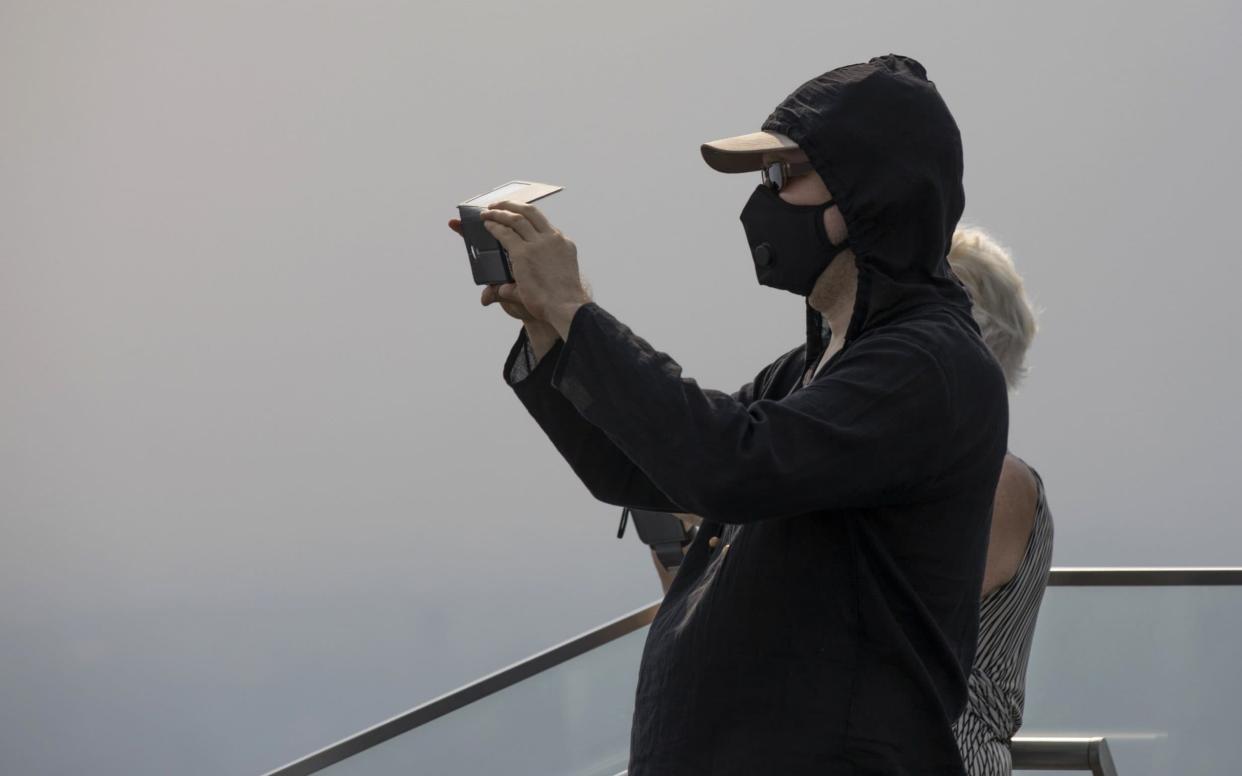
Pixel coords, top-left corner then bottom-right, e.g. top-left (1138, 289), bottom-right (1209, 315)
top-left (3, 1), bottom-right (1240, 774)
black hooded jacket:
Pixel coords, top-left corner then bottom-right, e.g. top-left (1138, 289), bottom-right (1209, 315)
top-left (502, 55), bottom-right (1008, 775)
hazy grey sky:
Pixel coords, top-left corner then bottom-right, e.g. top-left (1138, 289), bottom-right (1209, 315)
top-left (3, 1), bottom-right (1240, 774)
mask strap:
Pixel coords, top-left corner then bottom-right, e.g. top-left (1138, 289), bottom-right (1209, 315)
top-left (815, 198), bottom-right (848, 258)
top-left (824, 221), bottom-right (850, 261)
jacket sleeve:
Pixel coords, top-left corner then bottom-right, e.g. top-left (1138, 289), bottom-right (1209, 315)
top-left (534, 302), bottom-right (956, 524)
top-left (503, 322), bottom-right (775, 512)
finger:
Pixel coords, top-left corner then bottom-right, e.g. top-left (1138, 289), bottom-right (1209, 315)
top-left (481, 208), bottom-right (537, 241)
top-left (496, 282), bottom-right (519, 301)
top-left (482, 219), bottom-right (522, 250)
top-left (481, 285), bottom-right (499, 306)
top-left (448, 218), bottom-right (462, 235)
top-left (489, 200), bottom-right (552, 233)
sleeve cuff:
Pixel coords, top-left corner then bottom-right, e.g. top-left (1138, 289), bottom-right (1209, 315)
top-left (548, 302), bottom-right (602, 413)
top-left (503, 325), bottom-right (565, 388)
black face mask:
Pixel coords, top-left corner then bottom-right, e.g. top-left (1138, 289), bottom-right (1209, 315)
top-left (739, 183), bottom-right (851, 296)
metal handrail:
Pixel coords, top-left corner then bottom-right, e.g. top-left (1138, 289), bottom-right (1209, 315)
top-left (263, 567), bottom-right (1236, 775)
top-left (1047, 567), bottom-right (1242, 586)
top-left (610, 737), bottom-right (1117, 776)
top-left (1010, 737), bottom-right (1118, 775)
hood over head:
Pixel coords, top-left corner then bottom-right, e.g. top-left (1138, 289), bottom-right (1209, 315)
top-left (758, 54), bottom-right (975, 365)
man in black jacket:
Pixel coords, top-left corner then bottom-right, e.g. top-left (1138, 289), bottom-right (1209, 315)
top-left (461, 54), bottom-right (1008, 776)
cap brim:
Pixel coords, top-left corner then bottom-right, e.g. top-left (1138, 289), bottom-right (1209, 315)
top-left (700, 130), bottom-right (801, 173)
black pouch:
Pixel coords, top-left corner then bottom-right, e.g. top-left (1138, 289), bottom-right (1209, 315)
top-left (618, 507), bottom-right (695, 572)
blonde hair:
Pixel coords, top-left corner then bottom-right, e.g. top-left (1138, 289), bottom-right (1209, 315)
top-left (948, 227), bottom-right (1039, 390)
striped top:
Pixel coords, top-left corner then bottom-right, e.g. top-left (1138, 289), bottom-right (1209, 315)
top-left (952, 458), bottom-right (1055, 776)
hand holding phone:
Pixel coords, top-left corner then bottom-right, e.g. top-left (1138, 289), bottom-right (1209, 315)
top-left (457, 181), bottom-right (563, 285)
top-left (448, 214), bottom-right (540, 321)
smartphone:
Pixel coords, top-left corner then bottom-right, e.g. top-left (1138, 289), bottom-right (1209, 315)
top-left (457, 180), bottom-right (563, 285)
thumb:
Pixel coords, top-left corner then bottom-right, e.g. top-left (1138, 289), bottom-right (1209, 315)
top-left (496, 283), bottom-right (520, 302)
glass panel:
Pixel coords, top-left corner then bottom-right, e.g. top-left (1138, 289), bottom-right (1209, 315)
top-left (318, 627), bottom-right (646, 776)
top-left (1019, 585), bottom-right (1241, 775)
top-left (314, 585), bottom-right (1242, 775)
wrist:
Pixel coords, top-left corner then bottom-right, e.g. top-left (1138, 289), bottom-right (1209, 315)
top-left (523, 318), bottom-right (557, 336)
top-left (523, 320), bottom-right (560, 361)
top-left (546, 301), bottom-right (587, 340)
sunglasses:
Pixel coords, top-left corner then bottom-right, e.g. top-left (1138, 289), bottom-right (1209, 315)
top-left (760, 159), bottom-right (816, 192)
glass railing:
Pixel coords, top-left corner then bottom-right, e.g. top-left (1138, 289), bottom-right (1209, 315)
top-left (1018, 577), bottom-right (1241, 775)
top-left (262, 604), bottom-right (656, 776)
top-left (263, 569), bottom-right (1242, 776)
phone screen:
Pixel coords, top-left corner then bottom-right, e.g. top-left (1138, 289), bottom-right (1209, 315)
top-left (463, 182), bottom-right (531, 207)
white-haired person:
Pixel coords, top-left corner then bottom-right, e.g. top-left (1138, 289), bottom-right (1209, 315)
top-left (647, 226), bottom-right (1051, 776)
top-left (945, 226), bottom-right (1053, 776)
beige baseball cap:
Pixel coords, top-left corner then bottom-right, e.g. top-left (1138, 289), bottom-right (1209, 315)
top-left (700, 130), bottom-right (804, 173)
